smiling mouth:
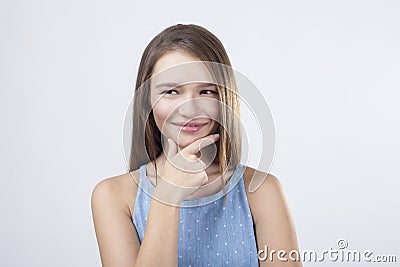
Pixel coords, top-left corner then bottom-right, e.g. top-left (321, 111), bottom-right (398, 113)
top-left (173, 122), bottom-right (208, 133)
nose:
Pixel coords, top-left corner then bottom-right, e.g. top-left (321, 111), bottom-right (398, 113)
top-left (177, 96), bottom-right (201, 117)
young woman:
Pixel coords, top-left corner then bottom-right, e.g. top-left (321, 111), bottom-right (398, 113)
top-left (91, 24), bottom-right (302, 267)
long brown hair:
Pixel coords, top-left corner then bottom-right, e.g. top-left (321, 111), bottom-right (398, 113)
top-left (129, 24), bottom-right (241, 193)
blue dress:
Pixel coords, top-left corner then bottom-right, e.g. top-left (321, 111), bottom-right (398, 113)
top-left (132, 163), bottom-right (259, 266)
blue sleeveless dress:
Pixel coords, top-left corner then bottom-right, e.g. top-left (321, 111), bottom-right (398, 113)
top-left (132, 163), bottom-right (259, 266)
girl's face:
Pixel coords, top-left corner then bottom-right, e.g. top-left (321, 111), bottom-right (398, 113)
top-left (150, 51), bottom-right (221, 148)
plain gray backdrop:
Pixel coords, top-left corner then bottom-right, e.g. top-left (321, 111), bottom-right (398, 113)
top-left (1, 0), bottom-right (399, 266)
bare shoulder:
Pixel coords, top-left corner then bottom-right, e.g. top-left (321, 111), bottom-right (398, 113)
top-left (242, 165), bottom-right (285, 223)
top-left (242, 165), bottom-right (302, 266)
top-left (91, 170), bottom-right (143, 265)
top-left (242, 165), bottom-right (282, 197)
top-left (91, 169), bottom-right (141, 217)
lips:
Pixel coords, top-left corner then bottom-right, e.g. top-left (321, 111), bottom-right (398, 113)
top-left (174, 121), bottom-right (208, 127)
top-left (173, 121), bottom-right (208, 133)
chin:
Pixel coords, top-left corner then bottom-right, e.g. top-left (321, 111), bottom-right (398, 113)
top-left (175, 133), bottom-right (208, 147)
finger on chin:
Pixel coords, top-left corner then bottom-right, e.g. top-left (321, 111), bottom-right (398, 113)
top-left (185, 135), bottom-right (218, 155)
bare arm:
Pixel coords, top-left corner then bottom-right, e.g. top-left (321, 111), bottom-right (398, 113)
top-left (245, 169), bottom-right (303, 267)
top-left (91, 134), bottom-right (219, 266)
top-left (91, 176), bottom-right (140, 267)
top-left (134, 197), bottom-right (181, 266)
top-left (91, 176), bottom-right (181, 267)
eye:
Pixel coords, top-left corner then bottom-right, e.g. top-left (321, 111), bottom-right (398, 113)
top-left (163, 89), bottom-right (178, 95)
top-left (201, 89), bottom-right (218, 95)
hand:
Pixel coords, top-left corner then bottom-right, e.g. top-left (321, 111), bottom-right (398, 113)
top-left (152, 134), bottom-right (220, 206)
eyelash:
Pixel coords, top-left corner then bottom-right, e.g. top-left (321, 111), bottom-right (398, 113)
top-left (162, 89), bottom-right (218, 95)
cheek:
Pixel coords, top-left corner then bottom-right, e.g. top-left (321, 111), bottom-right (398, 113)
top-left (205, 100), bottom-right (221, 122)
top-left (152, 101), bottom-right (174, 131)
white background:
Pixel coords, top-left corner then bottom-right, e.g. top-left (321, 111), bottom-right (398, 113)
top-left (1, 0), bottom-right (399, 266)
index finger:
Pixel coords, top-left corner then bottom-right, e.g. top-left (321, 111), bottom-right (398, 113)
top-left (182, 134), bottom-right (220, 156)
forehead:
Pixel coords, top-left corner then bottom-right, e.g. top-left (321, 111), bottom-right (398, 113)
top-left (151, 51), bottom-right (215, 85)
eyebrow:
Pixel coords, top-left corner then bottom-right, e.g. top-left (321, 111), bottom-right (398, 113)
top-left (155, 82), bottom-right (216, 89)
top-left (155, 82), bottom-right (179, 89)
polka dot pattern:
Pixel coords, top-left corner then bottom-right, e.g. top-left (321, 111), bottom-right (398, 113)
top-left (132, 163), bottom-right (259, 266)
